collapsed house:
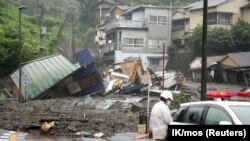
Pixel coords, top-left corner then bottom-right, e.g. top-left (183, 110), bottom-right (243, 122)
top-left (103, 56), bottom-right (185, 95)
top-left (10, 54), bottom-right (78, 100)
top-left (6, 48), bottom-right (185, 101)
top-left (9, 49), bottom-right (105, 100)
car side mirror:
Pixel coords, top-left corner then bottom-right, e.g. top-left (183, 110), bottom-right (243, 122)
top-left (219, 121), bottom-right (232, 125)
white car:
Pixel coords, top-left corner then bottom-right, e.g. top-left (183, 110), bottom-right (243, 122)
top-left (171, 100), bottom-right (250, 125)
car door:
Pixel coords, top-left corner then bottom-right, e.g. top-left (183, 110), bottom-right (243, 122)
top-left (171, 105), bottom-right (205, 125)
top-left (203, 106), bottom-right (233, 125)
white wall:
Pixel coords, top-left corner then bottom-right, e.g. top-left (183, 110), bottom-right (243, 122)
top-left (132, 11), bottom-right (145, 21)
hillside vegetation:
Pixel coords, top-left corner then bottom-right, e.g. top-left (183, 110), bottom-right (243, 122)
top-left (0, 0), bottom-right (200, 77)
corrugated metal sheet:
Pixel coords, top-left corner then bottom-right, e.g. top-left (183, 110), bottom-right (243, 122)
top-left (10, 55), bottom-right (77, 99)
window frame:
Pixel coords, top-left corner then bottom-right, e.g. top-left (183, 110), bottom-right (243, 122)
top-left (182, 106), bottom-right (205, 124)
top-left (148, 39), bottom-right (166, 48)
top-left (123, 37), bottom-right (144, 48)
top-left (149, 58), bottom-right (161, 66)
top-left (149, 15), bottom-right (167, 25)
top-left (207, 12), bottom-right (232, 25)
top-left (203, 106), bottom-right (233, 125)
top-left (174, 105), bottom-right (206, 125)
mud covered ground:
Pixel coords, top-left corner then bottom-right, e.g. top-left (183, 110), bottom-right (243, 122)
top-left (0, 81), bottom-right (210, 139)
top-left (0, 93), bottom-right (160, 139)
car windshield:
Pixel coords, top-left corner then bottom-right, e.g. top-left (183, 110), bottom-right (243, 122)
top-left (229, 105), bottom-right (250, 124)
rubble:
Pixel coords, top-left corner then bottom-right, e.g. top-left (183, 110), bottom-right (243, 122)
top-left (0, 95), bottom-right (149, 138)
top-left (0, 90), bottom-right (193, 139)
top-left (0, 55), bottom-right (191, 139)
top-left (41, 121), bottom-right (55, 132)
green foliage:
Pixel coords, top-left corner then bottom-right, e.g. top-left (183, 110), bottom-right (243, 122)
top-left (171, 91), bottom-right (187, 109)
top-left (81, 27), bottom-right (96, 48)
top-left (207, 27), bottom-right (233, 55)
top-left (0, 46), bottom-right (9, 64)
top-left (167, 44), bottom-right (177, 54)
top-left (187, 25), bottom-right (234, 56)
top-left (231, 19), bottom-right (250, 52)
top-left (0, 0), bottom-right (206, 78)
top-left (0, 2), bottom-right (60, 77)
top-left (187, 25), bottom-right (203, 54)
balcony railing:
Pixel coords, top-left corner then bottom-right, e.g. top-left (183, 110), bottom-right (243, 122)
top-left (105, 19), bottom-right (146, 31)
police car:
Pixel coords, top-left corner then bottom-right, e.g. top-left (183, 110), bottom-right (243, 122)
top-left (171, 91), bottom-right (250, 125)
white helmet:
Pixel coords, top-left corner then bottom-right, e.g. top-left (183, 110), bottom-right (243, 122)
top-left (160, 90), bottom-right (173, 101)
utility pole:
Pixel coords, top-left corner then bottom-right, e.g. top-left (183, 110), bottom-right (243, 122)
top-left (39, 0), bottom-right (45, 56)
top-left (162, 43), bottom-right (165, 90)
top-left (201, 0), bottom-right (208, 101)
top-left (72, 22), bottom-right (76, 63)
top-left (99, 5), bottom-right (102, 25)
top-left (18, 5), bottom-right (27, 102)
top-left (68, 23), bottom-right (73, 61)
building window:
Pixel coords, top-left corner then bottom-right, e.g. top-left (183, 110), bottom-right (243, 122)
top-left (158, 16), bottom-right (167, 25)
top-left (218, 13), bottom-right (232, 24)
top-left (173, 20), bottom-right (184, 30)
top-left (149, 58), bottom-right (161, 66)
top-left (208, 13), bottom-right (217, 24)
top-left (148, 39), bottom-right (166, 48)
top-left (126, 14), bottom-right (132, 20)
top-left (149, 15), bottom-right (167, 25)
top-left (208, 12), bottom-right (232, 25)
top-left (173, 19), bottom-right (189, 31)
top-left (123, 37), bottom-right (143, 48)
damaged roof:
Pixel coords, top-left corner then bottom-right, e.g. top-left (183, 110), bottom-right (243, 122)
top-left (10, 55), bottom-right (77, 99)
top-left (190, 55), bottom-right (224, 70)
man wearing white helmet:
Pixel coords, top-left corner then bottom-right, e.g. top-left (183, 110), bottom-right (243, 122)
top-left (149, 90), bottom-right (173, 141)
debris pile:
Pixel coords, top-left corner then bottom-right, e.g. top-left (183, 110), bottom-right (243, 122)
top-left (0, 94), bottom-right (156, 138)
top-left (102, 56), bottom-right (185, 96)
top-left (0, 56), bottom-right (190, 139)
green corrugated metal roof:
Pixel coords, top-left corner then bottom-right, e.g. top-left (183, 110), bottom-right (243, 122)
top-left (10, 55), bottom-right (77, 99)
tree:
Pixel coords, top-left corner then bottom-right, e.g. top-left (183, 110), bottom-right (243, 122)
top-left (187, 25), bottom-right (234, 56)
top-left (0, 1), bottom-right (59, 77)
top-left (231, 19), bottom-right (250, 52)
top-left (186, 25), bottom-right (203, 55)
top-left (207, 27), bottom-right (233, 55)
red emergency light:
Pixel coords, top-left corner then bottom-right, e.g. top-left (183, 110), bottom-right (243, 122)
top-left (206, 91), bottom-right (250, 98)
top-left (236, 91), bottom-right (250, 97)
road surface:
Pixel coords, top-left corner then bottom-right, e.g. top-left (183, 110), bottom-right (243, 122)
top-left (0, 130), bottom-right (27, 141)
top-left (0, 130), bottom-right (153, 141)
